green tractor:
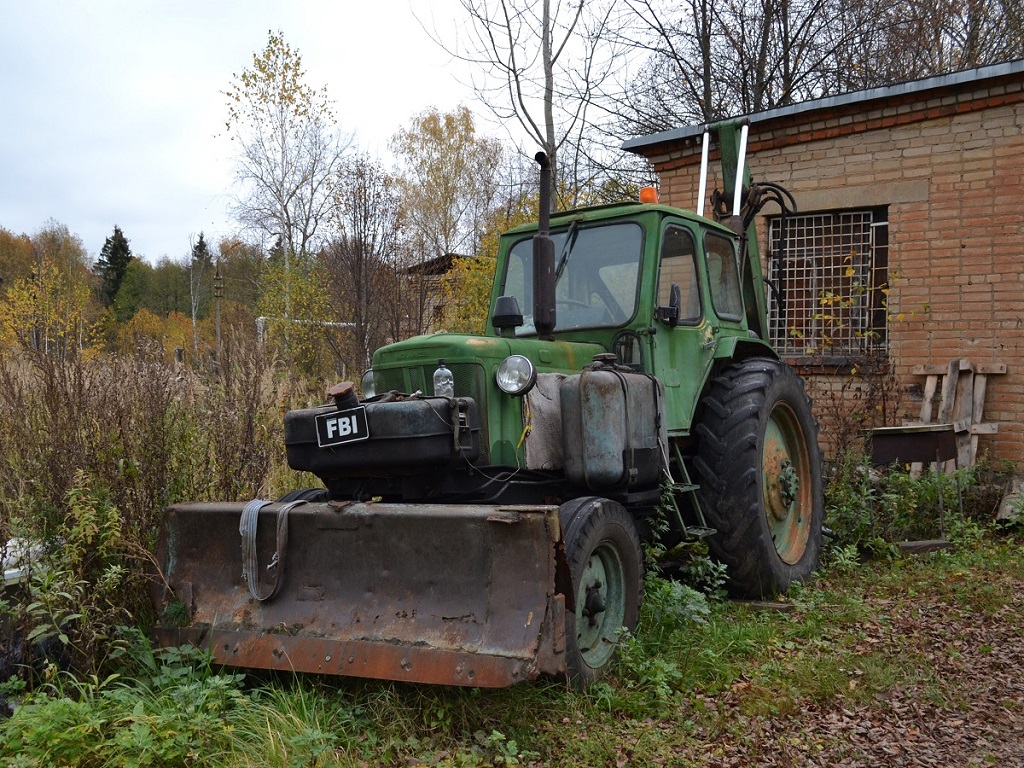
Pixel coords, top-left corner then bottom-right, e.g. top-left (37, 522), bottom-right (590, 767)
top-left (152, 119), bottom-right (822, 689)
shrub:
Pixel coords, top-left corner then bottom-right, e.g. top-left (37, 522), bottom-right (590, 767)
top-left (825, 450), bottom-right (1015, 551)
top-left (0, 629), bottom-right (246, 767)
top-left (0, 339), bottom-right (319, 680)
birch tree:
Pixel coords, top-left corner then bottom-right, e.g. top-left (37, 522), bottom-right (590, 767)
top-left (391, 106), bottom-right (504, 260)
top-left (224, 30), bottom-right (352, 264)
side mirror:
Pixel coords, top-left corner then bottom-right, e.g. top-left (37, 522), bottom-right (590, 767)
top-left (654, 283), bottom-right (681, 327)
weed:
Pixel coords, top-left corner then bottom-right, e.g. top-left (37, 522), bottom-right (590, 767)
top-left (825, 543), bottom-right (862, 572)
top-left (3, 537), bottom-right (1023, 766)
top-left (227, 679), bottom-right (369, 768)
top-left (0, 628), bottom-right (246, 767)
top-left (0, 341), bottom-right (327, 679)
top-left (826, 449), bottom-right (1014, 551)
top-left (681, 553), bottom-right (729, 599)
top-left (805, 353), bottom-right (903, 460)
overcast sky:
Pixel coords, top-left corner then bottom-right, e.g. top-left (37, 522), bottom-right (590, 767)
top-left (0, 0), bottom-right (477, 262)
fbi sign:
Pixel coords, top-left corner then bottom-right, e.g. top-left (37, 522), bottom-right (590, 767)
top-left (314, 406), bottom-right (370, 448)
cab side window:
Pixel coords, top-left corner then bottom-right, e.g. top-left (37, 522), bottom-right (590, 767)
top-left (657, 225), bottom-right (700, 323)
top-left (705, 232), bottom-right (743, 321)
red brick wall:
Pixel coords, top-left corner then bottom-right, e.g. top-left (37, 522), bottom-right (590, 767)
top-left (639, 74), bottom-right (1024, 468)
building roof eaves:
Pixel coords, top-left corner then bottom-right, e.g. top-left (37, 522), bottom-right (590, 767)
top-left (622, 59), bottom-right (1024, 153)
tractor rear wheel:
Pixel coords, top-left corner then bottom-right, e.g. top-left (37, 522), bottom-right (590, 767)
top-left (693, 357), bottom-right (823, 598)
top-left (559, 497), bottom-right (643, 690)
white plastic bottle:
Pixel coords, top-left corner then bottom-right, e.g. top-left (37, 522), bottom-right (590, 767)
top-left (433, 359), bottom-right (454, 398)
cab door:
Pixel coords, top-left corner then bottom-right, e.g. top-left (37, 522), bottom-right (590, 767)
top-left (649, 221), bottom-right (719, 434)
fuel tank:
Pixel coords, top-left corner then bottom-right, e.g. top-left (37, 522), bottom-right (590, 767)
top-left (560, 359), bottom-right (666, 490)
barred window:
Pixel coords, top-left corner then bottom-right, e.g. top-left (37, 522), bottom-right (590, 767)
top-left (766, 208), bottom-right (889, 361)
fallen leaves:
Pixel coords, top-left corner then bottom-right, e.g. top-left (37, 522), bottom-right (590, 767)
top-left (653, 565), bottom-right (1024, 767)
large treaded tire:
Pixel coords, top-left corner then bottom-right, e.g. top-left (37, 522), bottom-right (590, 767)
top-left (693, 357), bottom-right (823, 598)
top-left (559, 497), bottom-right (643, 690)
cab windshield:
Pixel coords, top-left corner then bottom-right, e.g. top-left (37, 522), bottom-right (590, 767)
top-left (499, 221), bottom-right (644, 336)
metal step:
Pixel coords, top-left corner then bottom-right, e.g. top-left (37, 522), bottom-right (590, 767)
top-left (661, 441), bottom-right (715, 540)
top-left (667, 483), bottom-right (700, 494)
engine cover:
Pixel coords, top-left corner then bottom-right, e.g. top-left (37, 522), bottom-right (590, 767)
top-left (284, 396), bottom-right (481, 481)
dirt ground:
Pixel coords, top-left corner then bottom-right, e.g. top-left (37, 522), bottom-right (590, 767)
top-left (674, 572), bottom-right (1024, 766)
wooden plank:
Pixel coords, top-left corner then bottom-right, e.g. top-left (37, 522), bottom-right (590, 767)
top-left (935, 361), bottom-right (961, 473)
top-left (936, 359), bottom-right (960, 423)
top-left (954, 364), bottom-right (975, 469)
top-left (972, 375), bottom-right (989, 423)
top-left (957, 432), bottom-right (973, 469)
top-left (970, 423), bottom-right (998, 435)
top-left (909, 359), bottom-right (1004, 473)
top-left (912, 364), bottom-right (951, 376)
top-left (900, 540), bottom-right (953, 554)
top-left (912, 373), bottom-right (940, 475)
top-left (970, 374), bottom-right (990, 466)
top-left (732, 600), bottom-right (797, 613)
top-left (919, 374), bottom-right (939, 423)
top-left (976, 363), bottom-right (1007, 375)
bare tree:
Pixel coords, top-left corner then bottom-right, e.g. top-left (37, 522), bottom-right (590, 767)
top-left (609, 0), bottom-right (1024, 141)
top-left (427, 0), bottom-right (622, 209)
top-left (880, 0), bottom-right (1024, 74)
top-left (605, 0), bottom-right (866, 129)
top-left (225, 31), bottom-right (352, 264)
top-left (323, 155), bottom-right (404, 370)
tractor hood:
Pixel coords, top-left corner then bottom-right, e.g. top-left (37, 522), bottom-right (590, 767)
top-left (371, 331), bottom-right (605, 376)
top-left (366, 332), bottom-right (607, 469)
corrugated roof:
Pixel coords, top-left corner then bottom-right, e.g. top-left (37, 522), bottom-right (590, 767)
top-left (622, 59), bottom-right (1024, 153)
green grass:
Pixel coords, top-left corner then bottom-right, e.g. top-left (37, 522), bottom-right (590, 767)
top-left (4, 531), bottom-right (1021, 767)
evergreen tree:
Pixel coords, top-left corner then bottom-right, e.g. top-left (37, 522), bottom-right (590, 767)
top-left (95, 225), bottom-right (133, 307)
top-left (188, 232), bottom-right (215, 354)
top-left (189, 232), bottom-right (214, 320)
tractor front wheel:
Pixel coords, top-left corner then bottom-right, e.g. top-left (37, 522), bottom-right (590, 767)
top-left (559, 497), bottom-right (643, 690)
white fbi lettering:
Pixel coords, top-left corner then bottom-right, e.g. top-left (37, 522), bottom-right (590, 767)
top-left (326, 414), bottom-right (359, 440)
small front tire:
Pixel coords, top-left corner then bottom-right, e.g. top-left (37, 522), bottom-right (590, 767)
top-left (559, 497), bottom-right (643, 690)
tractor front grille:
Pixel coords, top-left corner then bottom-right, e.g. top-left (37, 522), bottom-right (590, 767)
top-left (374, 362), bottom-right (490, 460)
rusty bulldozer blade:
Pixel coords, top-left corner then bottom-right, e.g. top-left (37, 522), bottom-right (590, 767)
top-left (151, 501), bottom-right (566, 687)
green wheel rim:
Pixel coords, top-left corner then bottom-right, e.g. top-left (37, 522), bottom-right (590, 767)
top-left (762, 401), bottom-right (813, 564)
top-left (575, 540), bottom-right (627, 669)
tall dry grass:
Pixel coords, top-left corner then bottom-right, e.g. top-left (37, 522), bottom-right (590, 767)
top-left (0, 334), bottom-right (323, 676)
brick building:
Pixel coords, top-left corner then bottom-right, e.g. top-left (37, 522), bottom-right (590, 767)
top-left (623, 60), bottom-right (1024, 468)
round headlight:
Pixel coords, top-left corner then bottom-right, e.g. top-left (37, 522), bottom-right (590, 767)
top-left (496, 355), bottom-right (537, 396)
top-left (360, 369), bottom-right (376, 399)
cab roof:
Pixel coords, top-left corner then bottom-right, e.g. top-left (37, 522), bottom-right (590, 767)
top-left (502, 199), bottom-right (735, 237)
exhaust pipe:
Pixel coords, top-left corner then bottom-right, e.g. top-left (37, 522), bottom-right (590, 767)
top-left (533, 152), bottom-right (556, 340)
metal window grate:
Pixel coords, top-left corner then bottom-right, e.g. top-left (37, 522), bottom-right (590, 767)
top-left (767, 210), bottom-right (888, 359)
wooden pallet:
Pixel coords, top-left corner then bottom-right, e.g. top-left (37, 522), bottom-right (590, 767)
top-left (910, 359), bottom-right (1006, 471)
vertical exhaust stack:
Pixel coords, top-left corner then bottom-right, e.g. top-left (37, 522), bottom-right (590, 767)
top-left (533, 152), bottom-right (556, 340)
